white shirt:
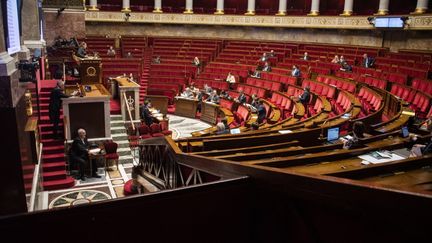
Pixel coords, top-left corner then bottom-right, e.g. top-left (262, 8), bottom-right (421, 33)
top-left (226, 75), bottom-right (236, 83)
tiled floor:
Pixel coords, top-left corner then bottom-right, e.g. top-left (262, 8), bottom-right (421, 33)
top-left (38, 115), bottom-right (212, 210)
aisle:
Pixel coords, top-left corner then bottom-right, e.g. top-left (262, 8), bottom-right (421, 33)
top-left (167, 114), bottom-right (213, 139)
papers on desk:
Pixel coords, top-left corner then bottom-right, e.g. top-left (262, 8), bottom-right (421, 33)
top-left (341, 113), bottom-right (351, 119)
top-left (358, 150), bottom-right (405, 164)
top-left (89, 148), bottom-right (101, 155)
top-left (278, 130), bottom-right (293, 134)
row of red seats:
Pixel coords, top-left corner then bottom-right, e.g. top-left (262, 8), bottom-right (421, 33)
top-left (260, 72), bottom-right (299, 86)
top-left (358, 87), bottom-right (382, 114)
top-left (203, 67), bottom-right (249, 78)
top-left (193, 79), bottom-right (229, 91)
top-left (270, 92), bottom-right (295, 119)
top-left (362, 76), bottom-right (387, 90)
top-left (412, 78), bottom-right (432, 95)
top-left (237, 84), bottom-right (267, 98)
top-left (231, 105), bottom-right (251, 127)
top-left (302, 79), bottom-right (336, 100)
top-left (332, 91), bottom-right (353, 115)
top-left (148, 76), bottom-right (188, 86)
top-left (246, 77), bottom-right (282, 92)
top-left (316, 75), bottom-right (356, 94)
top-left (309, 97), bottom-right (324, 117)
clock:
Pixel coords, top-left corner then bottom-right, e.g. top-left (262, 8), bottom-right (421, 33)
top-left (86, 66), bottom-right (97, 76)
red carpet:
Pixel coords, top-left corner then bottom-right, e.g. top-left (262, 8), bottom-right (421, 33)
top-left (110, 99), bottom-right (121, 114)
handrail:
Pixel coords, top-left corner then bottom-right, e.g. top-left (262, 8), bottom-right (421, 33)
top-left (29, 142), bottom-right (43, 212)
top-left (123, 92), bottom-right (135, 130)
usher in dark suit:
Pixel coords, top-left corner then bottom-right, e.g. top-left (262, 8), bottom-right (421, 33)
top-left (48, 86), bottom-right (69, 137)
top-left (70, 136), bottom-right (97, 179)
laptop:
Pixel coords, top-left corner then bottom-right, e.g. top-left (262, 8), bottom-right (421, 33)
top-left (401, 126), bottom-right (409, 138)
top-left (326, 127), bottom-right (340, 144)
top-left (230, 128), bottom-right (241, 134)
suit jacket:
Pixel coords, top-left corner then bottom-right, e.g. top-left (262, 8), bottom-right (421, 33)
top-left (299, 90), bottom-right (310, 104)
top-left (140, 105), bottom-right (154, 126)
top-left (49, 87), bottom-right (69, 117)
top-left (70, 137), bottom-right (89, 161)
top-left (363, 57), bottom-right (374, 68)
top-left (292, 69), bottom-right (301, 77)
top-left (257, 105), bottom-right (266, 123)
top-left (238, 94), bottom-right (247, 104)
top-left (207, 94), bottom-right (220, 104)
top-left (263, 66), bottom-right (272, 72)
top-left (77, 47), bottom-right (87, 58)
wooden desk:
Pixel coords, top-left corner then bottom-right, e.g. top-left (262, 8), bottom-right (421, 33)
top-left (63, 84), bottom-right (111, 141)
top-left (174, 97), bottom-right (198, 119)
top-left (79, 57), bottom-right (102, 84)
top-left (146, 95), bottom-right (169, 115)
top-left (201, 102), bottom-right (219, 124)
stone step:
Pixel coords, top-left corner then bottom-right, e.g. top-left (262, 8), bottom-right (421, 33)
top-left (116, 140), bottom-right (131, 149)
top-left (119, 155), bottom-right (134, 164)
top-left (110, 120), bottom-right (125, 125)
top-left (111, 133), bottom-right (128, 141)
top-left (110, 115), bottom-right (123, 121)
top-left (111, 126), bottom-right (127, 134)
top-left (117, 147), bottom-right (132, 156)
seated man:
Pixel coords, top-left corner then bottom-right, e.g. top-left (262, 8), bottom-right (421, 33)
top-left (362, 53), bottom-right (375, 68)
top-left (70, 128), bottom-right (100, 181)
top-left (291, 65), bottom-right (301, 77)
top-left (126, 52), bottom-right (133, 58)
top-left (251, 69), bottom-right (261, 78)
top-left (216, 122), bottom-right (230, 135)
top-left (140, 100), bottom-right (156, 126)
top-left (152, 56), bottom-right (161, 64)
top-left (193, 56), bottom-right (201, 67)
top-left (262, 62), bottom-right (272, 72)
top-left (207, 90), bottom-right (220, 104)
top-left (331, 55), bottom-right (340, 64)
top-left (268, 50), bottom-right (275, 57)
top-left (203, 84), bottom-right (213, 94)
top-left (220, 90), bottom-right (231, 100)
top-left (76, 42), bottom-right (87, 58)
top-left (106, 46), bottom-right (116, 57)
top-left (340, 61), bottom-right (352, 72)
top-left (410, 132), bottom-right (432, 157)
top-left (235, 90), bottom-right (247, 104)
top-left (302, 52), bottom-right (310, 61)
top-left (245, 94), bottom-right (259, 112)
top-left (259, 53), bottom-right (268, 62)
top-left (256, 100), bottom-right (267, 124)
top-left (226, 72), bottom-right (236, 84)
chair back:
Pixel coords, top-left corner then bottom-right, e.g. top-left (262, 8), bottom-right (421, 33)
top-left (150, 123), bottom-right (161, 133)
top-left (138, 124), bottom-right (150, 135)
top-left (104, 141), bottom-right (118, 154)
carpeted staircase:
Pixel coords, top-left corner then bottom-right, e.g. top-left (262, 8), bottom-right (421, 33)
top-left (139, 48), bottom-right (152, 104)
top-left (36, 83), bottom-right (75, 190)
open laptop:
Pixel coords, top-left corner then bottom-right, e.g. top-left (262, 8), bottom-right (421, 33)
top-left (230, 128), bottom-right (241, 134)
top-left (401, 126), bottom-right (409, 138)
top-left (326, 127), bottom-right (340, 144)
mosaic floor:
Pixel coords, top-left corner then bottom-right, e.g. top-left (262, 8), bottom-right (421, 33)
top-left (38, 115), bottom-right (212, 210)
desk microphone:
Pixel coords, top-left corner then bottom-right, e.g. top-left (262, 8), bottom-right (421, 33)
top-left (320, 119), bottom-right (329, 140)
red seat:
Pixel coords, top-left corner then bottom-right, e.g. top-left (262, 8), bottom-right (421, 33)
top-left (138, 124), bottom-right (152, 139)
top-left (150, 123), bottom-right (165, 137)
top-left (104, 141), bottom-right (119, 170)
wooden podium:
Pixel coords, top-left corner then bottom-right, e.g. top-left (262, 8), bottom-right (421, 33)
top-left (113, 77), bottom-right (140, 122)
top-left (201, 102), bottom-right (219, 124)
top-left (79, 57), bottom-right (102, 84)
top-left (174, 97), bottom-right (198, 118)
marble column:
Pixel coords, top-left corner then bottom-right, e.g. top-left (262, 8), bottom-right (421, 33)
top-left (375, 0), bottom-right (389, 15)
top-left (153, 0), bottom-right (162, 13)
top-left (245, 0), bottom-right (256, 15)
top-left (22, 0), bottom-right (45, 54)
top-left (184, 0), bottom-right (193, 13)
top-left (276, 0), bottom-right (287, 15)
top-left (122, 0), bottom-right (131, 12)
top-left (88, 0), bottom-right (98, 11)
top-left (340, 0), bottom-right (354, 16)
top-left (308, 0), bottom-right (320, 16)
top-left (214, 0), bottom-right (224, 14)
top-left (412, 0), bottom-right (429, 14)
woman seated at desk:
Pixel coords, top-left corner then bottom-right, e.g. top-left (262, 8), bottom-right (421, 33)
top-left (342, 121), bottom-right (366, 149)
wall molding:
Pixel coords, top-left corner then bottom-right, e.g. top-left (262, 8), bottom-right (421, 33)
top-left (84, 11), bottom-right (432, 30)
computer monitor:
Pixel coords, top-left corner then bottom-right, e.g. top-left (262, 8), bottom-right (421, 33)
top-left (230, 128), bottom-right (241, 134)
top-left (401, 126), bottom-right (409, 138)
top-left (327, 127), bottom-right (340, 142)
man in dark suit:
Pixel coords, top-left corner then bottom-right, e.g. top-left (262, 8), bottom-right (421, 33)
top-left (257, 100), bottom-right (267, 124)
top-left (362, 54), bottom-right (375, 68)
top-left (140, 100), bottom-right (155, 126)
top-left (207, 90), bottom-right (220, 104)
top-left (70, 128), bottom-right (100, 181)
top-left (236, 90), bottom-right (247, 104)
top-left (76, 42), bottom-right (87, 58)
top-left (49, 80), bottom-right (70, 139)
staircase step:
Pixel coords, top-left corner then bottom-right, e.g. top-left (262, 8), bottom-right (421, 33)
top-left (43, 170), bottom-right (67, 181)
top-left (42, 153), bottom-right (65, 163)
top-left (42, 162), bottom-right (66, 172)
top-left (24, 173), bottom-right (34, 183)
top-left (41, 138), bottom-right (64, 147)
top-left (42, 176), bottom-right (75, 191)
top-left (110, 120), bottom-right (125, 125)
top-left (111, 126), bottom-right (127, 134)
top-left (43, 145), bottom-right (65, 154)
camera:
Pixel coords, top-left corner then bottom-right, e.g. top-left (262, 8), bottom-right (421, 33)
top-left (18, 60), bottom-right (39, 83)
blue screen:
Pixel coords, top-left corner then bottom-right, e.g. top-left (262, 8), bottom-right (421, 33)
top-left (374, 17), bottom-right (404, 28)
top-left (230, 128), bottom-right (241, 134)
top-left (327, 127), bottom-right (339, 142)
top-left (402, 126), bottom-right (409, 138)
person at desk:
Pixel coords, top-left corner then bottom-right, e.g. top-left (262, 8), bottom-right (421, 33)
top-left (226, 72), bottom-right (236, 84)
top-left (207, 90), bottom-right (220, 104)
top-left (268, 50), bottom-right (275, 57)
top-left (181, 87), bottom-right (195, 99)
top-left (189, 82), bottom-right (199, 94)
top-left (257, 99), bottom-right (266, 124)
top-left (251, 69), bottom-right (261, 78)
top-left (76, 42), bottom-right (87, 58)
top-left (259, 53), bottom-right (268, 62)
top-left (291, 65), bottom-right (301, 77)
top-left (49, 80), bottom-right (71, 139)
top-left (262, 62), bottom-right (272, 72)
top-left (126, 52), bottom-right (133, 58)
top-left (152, 56), bottom-right (161, 64)
top-left (246, 94), bottom-right (259, 112)
top-left (107, 46), bottom-right (116, 57)
top-left (362, 53), bottom-right (375, 68)
top-left (220, 90), bottom-right (231, 100)
top-left (70, 128), bottom-right (101, 181)
top-left (235, 90), bottom-right (247, 105)
top-left (140, 100), bottom-right (155, 126)
top-left (340, 60), bottom-right (352, 72)
top-left (216, 122), bottom-right (230, 135)
top-left (331, 55), bottom-right (340, 64)
top-left (342, 121), bottom-right (366, 149)
top-left (203, 84), bottom-right (213, 94)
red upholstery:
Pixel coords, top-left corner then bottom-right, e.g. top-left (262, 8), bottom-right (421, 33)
top-left (150, 123), bottom-right (164, 137)
top-left (138, 124), bottom-right (152, 139)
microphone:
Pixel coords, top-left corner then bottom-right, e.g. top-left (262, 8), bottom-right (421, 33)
top-left (319, 118), bottom-right (330, 140)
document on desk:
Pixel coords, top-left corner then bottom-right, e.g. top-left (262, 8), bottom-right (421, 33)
top-left (358, 151), bottom-right (405, 164)
top-left (89, 148), bottom-right (101, 155)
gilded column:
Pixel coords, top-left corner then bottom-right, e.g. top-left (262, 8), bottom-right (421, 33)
top-left (245, 0), bottom-right (255, 15)
top-left (122, 0), bottom-right (131, 12)
top-left (375, 0), bottom-right (389, 15)
top-left (276, 0), bottom-right (287, 15)
top-left (153, 0), bottom-right (162, 13)
top-left (88, 0), bottom-right (98, 11)
top-left (308, 0), bottom-right (320, 16)
top-left (215, 0), bottom-right (224, 14)
top-left (340, 0), bottom-right (354, 16)
top-left (184, 0), bottom-right (193, 13)
top-left (412, 0), bottom-right (429, 14)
